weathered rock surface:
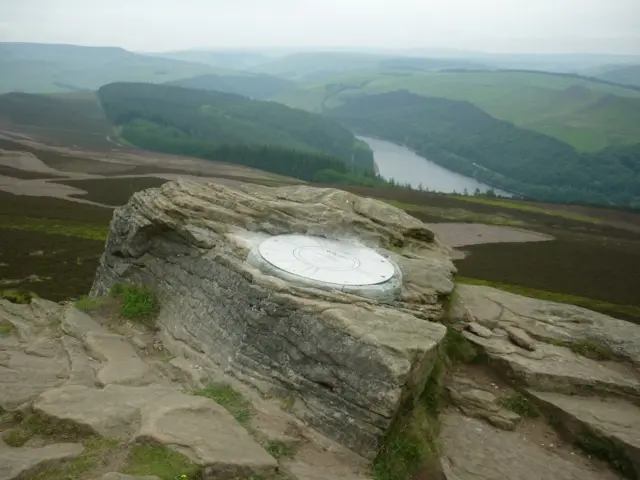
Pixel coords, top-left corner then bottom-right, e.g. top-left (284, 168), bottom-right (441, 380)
top-left (446, 376), bottom-right (521, 431)
top-left (440, 411), bottom-right (621, 480)
top-left (84, 332), bottom-right (153, 386)
top-left (90, 180), bottom-right (454, 456)
top-left (0, 299), bottom-right (69, 409)
top-left (0, 443), bottom-right (84, 480)
top-left (454, 284), bottom-right (640, 367)
top-left (34, 384), bottom-right (277, 477)
top-left (454, 285), bottom-right (640, 400)
top-left (530, 391), bottom-right (640, 479)
top-left (463, 332), bottom-right (640, 398)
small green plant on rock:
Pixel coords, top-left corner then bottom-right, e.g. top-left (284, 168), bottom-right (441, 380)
top-left (443, 327), bottom-right (479, 365)
top-left (192, 382), bottom-right (253, 426)
top-left (373, 356), bottom-right (445, 480)
top-left (5, 413), bottom-right (91, 446)
top-left (74, 295), bottom-right (108, 312)
top-left (0, 289), bottom-right (36, 304)
top-left (0, 320), bottom-right (14, 336)
top-left (265, 440), bottom-right (298, 459)
top-left (30, 436), bottom-right (120, 480)
top-left (110, 283), bottom-right (159, 327)
top-left (499, 393), bottom-right (539, 418)
top-left (570, 338), bottom-right (615, 361)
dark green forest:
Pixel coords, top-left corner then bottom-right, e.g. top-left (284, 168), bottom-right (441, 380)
top-left (97, 82), bottom-right (380, 184)
top-left (328, 90), bottom-right (640, 207)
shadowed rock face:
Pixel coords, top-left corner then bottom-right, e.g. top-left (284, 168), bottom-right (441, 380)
top-left (90, 180), bottom-right (454, 457)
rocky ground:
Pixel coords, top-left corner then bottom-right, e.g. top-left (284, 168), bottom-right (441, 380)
top-left (0, 296), bottom-right (373, 480)
top-left (2, 279), bottom-right (639, 480)
top-left (1, 173), bottom-right (639, 480)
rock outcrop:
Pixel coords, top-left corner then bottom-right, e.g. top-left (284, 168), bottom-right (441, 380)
top-left (90, 180), bottom-right (454, 456)
top-left (452, 284), bottom-right (640, 479)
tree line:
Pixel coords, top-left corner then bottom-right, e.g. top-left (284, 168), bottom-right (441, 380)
top-left (97, 82), bottom-right (383, 186)
top-left (328, 90), bottom-right (640, 208)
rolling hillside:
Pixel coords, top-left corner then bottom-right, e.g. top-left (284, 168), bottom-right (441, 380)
top-left (145, 49), bottom-right (271, 70)
top-left (250, 51), bottom-right (495, 82)
top-left (97, 82), bottom-right (376, 181)
top-left (274, 70), bottom-right (640, 151)
top-left (0, 42), bottom-right (225, 94)
top-left (165, 74), bottom-right (296, 100)
top-left (328, 90), bottom-right (640, 207)
top-left (594, 64), bottom-right (640, 88)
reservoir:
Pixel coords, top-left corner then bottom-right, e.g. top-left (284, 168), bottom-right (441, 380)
top-left (358, 136), bottom-right (510, 196)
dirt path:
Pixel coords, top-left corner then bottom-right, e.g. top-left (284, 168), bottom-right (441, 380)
top-left (428, 222), bottom-right (554, 247)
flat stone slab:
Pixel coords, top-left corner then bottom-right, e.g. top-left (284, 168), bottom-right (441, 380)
top-left (446, 376), bottom-right (521, 431)
top-left (85, 332), bottom-right (153, 386)
top-left (61, 306), bottom-right (108, 340)
top-left (463, 332), bottom-right (640, 399)
top-left (136, 392), bottom-right (277, 478)
top-left (530, 391), bottom-right (640, 478)
top-left (34, 384), bottom-right (276, 477)
top-left (455, 284), bottom-right (640, 367)
top-left (441, 411), bottom-right (621, 480)
top-left (0, 443), bottom-right (84, 480)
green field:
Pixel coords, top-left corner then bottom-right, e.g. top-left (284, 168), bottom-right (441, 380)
top-left (274, 70), bottom-right (640, 151)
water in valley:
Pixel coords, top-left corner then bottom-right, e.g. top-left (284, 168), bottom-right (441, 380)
top-left (358, 136), bottom-right (510, 196)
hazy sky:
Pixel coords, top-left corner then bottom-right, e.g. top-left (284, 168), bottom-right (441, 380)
top-left (1, 0), bottom-right (639, 54)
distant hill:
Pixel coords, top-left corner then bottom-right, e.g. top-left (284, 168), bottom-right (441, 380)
top-left (328, 90), bottom-right (640, 207)
top-left (97, 82), bottom-right (376, 181)
top-left (248, 51), bottom-right (492, 82)
top-left (165, 73), bottom-right (296, 100)
top-left (0, 42), bottom-right (225, 94)
top-left (274, 69), bottom-right (640, 152)
top-left (145, 50), bottom-right (271, 70)
top-left (594, 64), bottom-right (640, 88)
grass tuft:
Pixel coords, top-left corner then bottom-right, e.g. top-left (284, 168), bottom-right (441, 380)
top-left (0, 320), bottom-right (14, 336)
top-left (110, 283), bottom-right (159, 327)
top-left (570, 338), bottom-right (615, 361)
top-left (372, 355), bottom-right (446, 480)
top-left (4, 413), bottom-right (92, 446)
top-left (372, 401), bottom-right (440, 480)
top-left (442, 327), bottom-right (480, 365)
top-left (265, 440), bottom-right (298, 459)
top-left (192, 383), bottom-right (253, 426)
top-left (74, 295), bottom-right (108, 312)
top-left (123, 442), bottom-right (200, 480)
top-left (29, 437), bottom-right (121, 480)
top-left (499, 393), bottom-right (539, 419)
top-left (0, 289), bottom-right (36, 304)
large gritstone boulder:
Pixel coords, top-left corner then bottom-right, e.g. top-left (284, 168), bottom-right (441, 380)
top-left (90, 179), bottom-right (454, 457)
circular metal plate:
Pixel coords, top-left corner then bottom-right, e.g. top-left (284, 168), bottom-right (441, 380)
top-left (257, 235), bottom-right (395, 286)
